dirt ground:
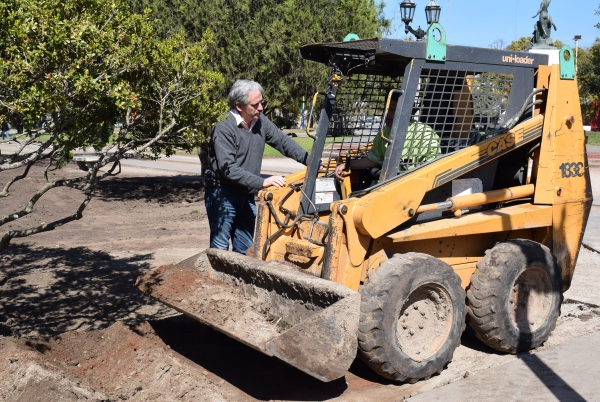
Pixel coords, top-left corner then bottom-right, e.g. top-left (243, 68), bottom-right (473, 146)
top-left (1, 162), bottom-right (600, 401)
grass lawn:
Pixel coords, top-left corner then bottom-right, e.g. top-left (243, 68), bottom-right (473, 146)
top-left (12, 133), bottom-right (51, 142)
top-left (586, 131), bottom-right (600, 146)
top-left (263, 135), bottom-right (357, 157)
top-left (264, 137), bottom-right (315, 156)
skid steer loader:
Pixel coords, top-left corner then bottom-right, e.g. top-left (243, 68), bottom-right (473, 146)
top-left (136, 35), bottom-right (592, 383)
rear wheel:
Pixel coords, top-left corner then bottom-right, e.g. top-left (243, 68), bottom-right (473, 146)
top-left (467, 239), bottom-right (562, 353)
top-left (358, 253), bottom-right (466, 382)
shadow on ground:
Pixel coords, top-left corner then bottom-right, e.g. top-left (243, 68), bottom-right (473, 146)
top-left (149, 315), bottom-right (349, 401)
top-left (0, 244), bottom-right (169, 337)
top-left (95, 174), bottom-right (205, 204)
top-left (460, 323), bottom-right (504, 355)
top-left (144, 312), bottom-right (489, 400)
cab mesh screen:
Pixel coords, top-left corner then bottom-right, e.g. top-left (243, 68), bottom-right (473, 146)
top-left (316, 70), bottom-right (514, 174)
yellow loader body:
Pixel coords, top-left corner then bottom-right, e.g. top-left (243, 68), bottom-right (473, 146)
top-left (138, 39), bottom-right (591, 383)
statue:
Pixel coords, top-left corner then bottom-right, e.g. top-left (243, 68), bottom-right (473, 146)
top-left (530, 0), bottom-right (557, 48)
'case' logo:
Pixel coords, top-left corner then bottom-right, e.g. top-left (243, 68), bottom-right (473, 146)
top-left (487, 133), bottom-right (516, 156)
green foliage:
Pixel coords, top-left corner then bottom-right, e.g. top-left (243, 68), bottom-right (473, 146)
top-left (127, 30), bottom-right (228, 156)
top-left (272, 114), bottom-right (297, 130)
top-left (0, 0), bottom-right (227, 251)
top-left (586, 131), bottom-right (600, 146)
top-left (129, 0), bottom-right (390, 113)
top-left (0, 0), bottom-right (226, 159)
top-left (505, 37), bottom-right (563, 52)
top-left (264, 136), bottom-right (314, 156)
top-left (506, 37), bottom-right (532, 51)
top-left (263, 135), bottom-right (347, 156)
top-left (578, 3), bottom-right (600, 120)
top-left (504, 35), bottom-right (596, 124)
top-left (1, 0), bottom-right (147, 153)
top-left (578, 39), bottom-right (600, 121)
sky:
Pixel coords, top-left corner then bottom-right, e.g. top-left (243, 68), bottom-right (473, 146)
top-left (382, 0), bottom-right (598, 50)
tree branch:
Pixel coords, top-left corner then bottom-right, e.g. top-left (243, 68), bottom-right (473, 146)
top-left (0, 192), bottom-right (94, 253)
top-left (0, 174), bottom-right (92, 227)
top-left (0, 135), bottom-right (58, 171)
top-left (0, 158), bottom-right (36, 197)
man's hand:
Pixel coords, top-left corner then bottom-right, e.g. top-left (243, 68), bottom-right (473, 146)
top-left (263, 175), bottom-right (286, 188)
top-left (334, 162), bottom-right (346, 182)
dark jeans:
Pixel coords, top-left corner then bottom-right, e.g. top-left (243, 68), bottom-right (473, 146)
top-left (204, 186), bottom-right (257, 254)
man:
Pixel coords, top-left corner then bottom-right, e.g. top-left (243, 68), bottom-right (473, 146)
top-left (204, 79), bottom-right (309, 254)
top-left (335, 97), bottom-right (439, 181)
top-left (1, 121), bottom-right (10, 141)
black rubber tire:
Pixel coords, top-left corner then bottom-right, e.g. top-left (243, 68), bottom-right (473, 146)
top-left (467, 239), bottom-right (562, 354)
top-left (358, 253), bottom-right (466, 382)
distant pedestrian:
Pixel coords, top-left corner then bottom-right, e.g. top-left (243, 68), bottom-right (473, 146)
top-left (1, 121), bottom-right (9, 140)
top-left (204, 79), bottom-right (309, 254)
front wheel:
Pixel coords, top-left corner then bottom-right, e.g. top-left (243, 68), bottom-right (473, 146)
top-left (358, 253), bottom-right (466, 383)
top-left (467, 239), bottom-right (562, 353)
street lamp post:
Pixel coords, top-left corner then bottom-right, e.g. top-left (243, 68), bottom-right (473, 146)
top-left (400, 0), bottom-right (442, 40)
top-left (573, 35), bottom-right (582, 75)
top-left (301, 96), bottom-right (305, 129)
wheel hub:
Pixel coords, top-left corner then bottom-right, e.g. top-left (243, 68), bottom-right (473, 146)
top-left (396, 284), bottom-right (453, 361)
top-left (509, 265), bottom-right (554, 332)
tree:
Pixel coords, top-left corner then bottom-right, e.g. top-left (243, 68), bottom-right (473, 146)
top-left (489, 39), bottom-right (506, 49)
top-left (0, 0), bottom-right (227, 252)
top-left (504, 36), bottom-right (563, 52)
top-left (578, 40), bottom-right (600, 122)
top-left (506, 37), bottom-right (531, 51)
top-left (129, 0), bottom-right (390, 114)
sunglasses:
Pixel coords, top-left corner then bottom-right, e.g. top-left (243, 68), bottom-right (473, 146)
top-left (248, 100), bottom-right (268, 109)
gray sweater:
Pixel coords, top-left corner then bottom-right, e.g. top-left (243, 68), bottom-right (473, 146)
top-left (205, 114), bottom-right (309, 194)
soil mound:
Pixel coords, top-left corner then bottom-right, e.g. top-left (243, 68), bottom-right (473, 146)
top-left (0, 322), bottom-right (230, 401)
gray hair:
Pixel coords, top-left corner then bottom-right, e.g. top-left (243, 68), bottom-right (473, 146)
top-left (228, 79), bottom-right (263, 109)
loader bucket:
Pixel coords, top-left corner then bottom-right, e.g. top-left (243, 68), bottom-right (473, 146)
top-left (135, 248), bottom-right (360, 382)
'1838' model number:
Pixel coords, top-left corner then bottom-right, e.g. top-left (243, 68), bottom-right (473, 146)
top-left (559, 162), bottom-right (584, 178)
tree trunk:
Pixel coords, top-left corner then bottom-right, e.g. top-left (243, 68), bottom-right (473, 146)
top-left (197, 126), bottom-right (212, 184)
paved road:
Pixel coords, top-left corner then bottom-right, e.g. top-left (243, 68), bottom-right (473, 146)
top-left (115, 154), bottom-right (304, 175)
top-left (3, 142), bottom-right (599, 249)
top-left (3, 141), bottom-right (600, 401)
top-left (410, 331), bottom-right (600, 401)
top-left (137, 149), bottom-right (600, 402)
top-left (129, 145), bottom-right (599, 178)
top-left (0, 142), bottom-right (304, 176)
